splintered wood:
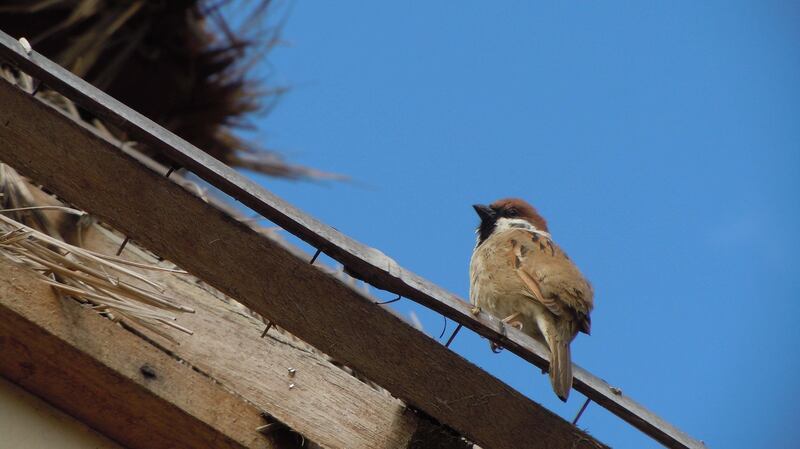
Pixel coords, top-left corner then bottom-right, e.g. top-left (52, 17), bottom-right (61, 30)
top-left (0, 179), bottom-right (447, 449)
top-left (0, 65), bottom-right (605, 449)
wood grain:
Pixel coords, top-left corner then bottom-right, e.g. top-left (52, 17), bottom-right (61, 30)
top-left (0, 259), bottom-right (272, 449)
top-left (0, 76), bottom-right (606, 449)
top-left (0, 28), bottom-right (705, 449)
top-left (82, 225), bottom-right (420, 449)
top-left (2, 177), bottom-right (446, 449)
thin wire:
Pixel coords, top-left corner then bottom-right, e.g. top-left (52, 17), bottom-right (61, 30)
top-left (116, 236), bottom-right (130, 256)
top-left (375, 295), bottom-right (401, 305)
top-left (445, 323), bottom-right (463, 348)
top-left (572, 398), bottom-right (592, 425)
top-left (261, 321), bottom-right (273, 338)
top-left (309, 248), bottom-right (322, 264)
top-left (439, 316), bottom-right (448, 339)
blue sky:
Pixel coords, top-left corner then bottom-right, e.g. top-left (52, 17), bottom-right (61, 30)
top-left (228, 2), bottom-right (800, 448)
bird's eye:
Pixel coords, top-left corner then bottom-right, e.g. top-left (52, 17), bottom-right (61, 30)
top-left (506, 208), bottom-right (518, 217)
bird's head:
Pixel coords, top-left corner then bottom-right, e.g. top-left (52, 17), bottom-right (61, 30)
top-left (473, 198), bottom-right (548, 246)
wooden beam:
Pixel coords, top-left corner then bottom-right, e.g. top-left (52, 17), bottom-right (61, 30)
top-left (0, 258), bottom-right (277, 449)
top-left (0, 69), bottom-right (605, 449)
top-left (0, 30), bottom-right (703, 449)
top-left (80, 222), bottom-right (423, 449)
top-left (1, 176), bottom-right (454, 449)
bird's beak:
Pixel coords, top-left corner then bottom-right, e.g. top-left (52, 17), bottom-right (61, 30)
top-left (472, 204), bottom-right (495, 222)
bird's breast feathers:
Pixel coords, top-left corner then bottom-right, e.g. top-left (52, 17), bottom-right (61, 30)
top-left (470, 227), bottom-right (594, 327)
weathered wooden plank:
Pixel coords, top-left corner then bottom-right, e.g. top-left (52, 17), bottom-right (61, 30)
top-left (0, 68), bottom-right (605, 449)
top-left (3, 177), bottom-right (448, 449)
top-left (0, 29), bottom-right (703, 449)
top-left (81, 223), bottom-right (421, 449)
top-left (0, 259), bottom-right (274, 449)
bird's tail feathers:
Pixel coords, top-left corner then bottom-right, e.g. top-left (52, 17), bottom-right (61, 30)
top-left (549, 338), bottom-right (573, 402)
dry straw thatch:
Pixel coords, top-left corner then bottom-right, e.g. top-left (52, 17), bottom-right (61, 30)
top-left (0, 0), bottom-right (363, 348)
top-left (1, 62), bottom-right (196, 339)
top-left (0, 0), bottom-right (343, 180)
top-left (0, 164), bottom-right (195, 342)
top-left (0, 1), bottom-right (346, 337)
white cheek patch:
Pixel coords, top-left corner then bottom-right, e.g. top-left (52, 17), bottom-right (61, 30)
top-left (473, 217), bottom-right (552, 249)
top-left (494, 218), bottom-right (551, 239)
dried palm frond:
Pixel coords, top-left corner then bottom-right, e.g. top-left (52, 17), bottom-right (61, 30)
top-left (0, 162), bottom-right (64, 238)
top-left (0, 0), bottom-right (343, 181)
top-left (0, 212), bottom-right (194, 342)
top-left (1, 161), bottom-right (193, 340)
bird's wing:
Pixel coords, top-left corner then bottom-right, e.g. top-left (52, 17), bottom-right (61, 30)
top-left (506, 229), bottom-right (594, 334)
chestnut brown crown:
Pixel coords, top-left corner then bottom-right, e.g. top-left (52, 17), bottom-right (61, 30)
top-left (473, 198), bottom-right (548, 245)
top-left (489, 198), bottom-right (548, 232)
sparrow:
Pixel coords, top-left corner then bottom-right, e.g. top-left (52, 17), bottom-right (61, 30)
top-left (469, 198), bottom-right (593, 401)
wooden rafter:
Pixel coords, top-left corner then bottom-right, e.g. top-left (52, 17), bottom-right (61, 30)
top-left (0, 29), bottom-right (705, 449)
top-left (0, 184), bottom-right (469, 449)
top-left (0, 257), bottom-right (277, 449)
top-left (0, 64), bottom-right (605, 449)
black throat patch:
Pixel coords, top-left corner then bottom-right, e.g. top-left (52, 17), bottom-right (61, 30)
top-left (476, 217), bottom-right (498, 246)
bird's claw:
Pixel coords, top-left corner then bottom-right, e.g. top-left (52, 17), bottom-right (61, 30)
top-left (501, 313), bottom-right (522, 330)
top-left (490, 342), bottom-right (503, 353)
top-left (470, 306), bottom-right (481, 316)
